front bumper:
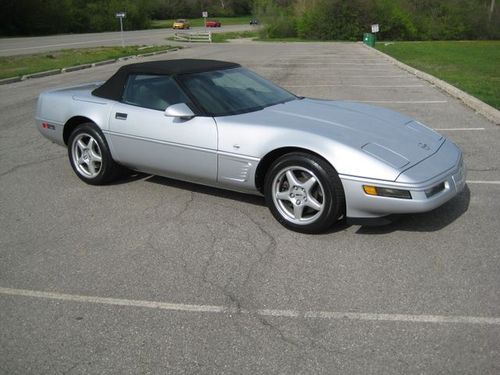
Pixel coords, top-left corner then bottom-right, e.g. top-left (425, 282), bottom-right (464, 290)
top-left (341, 142), bottom-right (466, 219)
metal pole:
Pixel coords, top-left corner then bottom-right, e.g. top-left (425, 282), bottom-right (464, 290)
top-left (120, 17), bottom-right (124, 48)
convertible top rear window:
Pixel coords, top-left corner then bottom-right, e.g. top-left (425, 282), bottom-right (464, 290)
top-left (178, 67), bottom-right (297, 116)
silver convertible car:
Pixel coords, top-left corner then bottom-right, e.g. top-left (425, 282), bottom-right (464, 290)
top-left (36, 59), bottom-right (466, 233)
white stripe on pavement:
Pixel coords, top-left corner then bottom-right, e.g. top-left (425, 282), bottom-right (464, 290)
top-left (276, 62), bottom-right (389, 66)
top-left (354, 100), bottom-right (448, 104)
top-left (1, 287), bottom-right (499, 325)
top-left (435, 128), bottom-right (485, 131)
top-left (285, 84), bottom-right (424, 88)
top-left (466, 180), bottom-right (500, 185)
top-left (274, 75), bottom-right (415, 78)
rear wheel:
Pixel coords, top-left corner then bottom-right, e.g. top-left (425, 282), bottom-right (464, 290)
top-left (264, 152), bottom-right (345, 233)
top-left (68, 123), bottom-right (120, 185)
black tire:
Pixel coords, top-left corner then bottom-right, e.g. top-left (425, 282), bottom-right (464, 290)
top-left (67, 123), bottom-right (121, 185)
top-left (264, 152), bottom-right (345, 234)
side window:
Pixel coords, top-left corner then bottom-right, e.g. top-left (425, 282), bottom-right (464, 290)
top-left (122, 74), bottom-right (190, 111)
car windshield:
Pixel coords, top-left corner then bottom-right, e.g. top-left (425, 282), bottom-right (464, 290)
top-left (178, 67), bottom-right (297, 116)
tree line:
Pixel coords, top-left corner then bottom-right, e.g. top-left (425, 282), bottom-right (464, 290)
top-left (0, 0), bottom-right (252, 36)
top-left (255, 0), bottom-right (499, 40)
top-left (1, 0), bottom-right (498, 39)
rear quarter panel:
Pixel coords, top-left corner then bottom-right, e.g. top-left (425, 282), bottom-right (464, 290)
top-left (35, 83), bottom-right (114, 146)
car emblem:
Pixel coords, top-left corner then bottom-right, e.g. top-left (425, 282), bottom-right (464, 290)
top-left (418, 142), bottom-right (431, 151)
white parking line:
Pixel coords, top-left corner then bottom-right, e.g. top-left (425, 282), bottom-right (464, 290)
top-left (283, 68), bottom-right (397, 72)
top-left (280, 60), bottom-right (386, 64)
top-left (282, 55), bottom-right (381, 58)
top-left (355, 100), bottom-right (448, 104)
top-left (343, 75), bottom-right (414, 78)
top-left (285, 84), bottom-right (424, 88)
top-left (435, 128), bottom-right (486, 131)
top-left (466, 180), bottom-right (500, 184)
top-left (1, 287), bottom-right (499, 325)
top-left (267, 68), bottom-right (398, 72)
top-left (282, 55), bottom-right (381, 59)
top-left (276, 62), bottom-right (389, 66)
top-left (277, 75), bottom-right (415, 79)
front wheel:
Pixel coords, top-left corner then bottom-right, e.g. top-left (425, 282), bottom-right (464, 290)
top-left (264, 152), bottom-right (345, 233)
top-left (68, 123), bottom-right (120, 185)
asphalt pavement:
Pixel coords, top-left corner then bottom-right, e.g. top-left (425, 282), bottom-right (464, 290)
top-left (0, 41), bottom-right (499, 374)
top-left (0, 25), bottom-right (253, 56)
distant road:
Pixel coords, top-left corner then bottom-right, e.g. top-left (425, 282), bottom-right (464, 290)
top-left (0, 24), bottom-right (253, 56)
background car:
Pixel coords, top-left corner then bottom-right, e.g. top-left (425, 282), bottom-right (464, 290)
top-left (172, 19), bottom-right (190, 29)
top-left (35, 59), bottom-right (465, 233)
top-left (206, 20), bottom-right (221, 27)
top-left (250, 18), bottom-right (259, 25)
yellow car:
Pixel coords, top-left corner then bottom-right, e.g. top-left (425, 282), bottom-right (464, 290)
top-left (172, 19), bottom-right (190, 29)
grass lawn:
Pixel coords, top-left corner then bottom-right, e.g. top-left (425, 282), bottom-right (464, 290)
top-left (0, 45), bottom-right (176, 79)
top-left (151, 16), bottom-right (251, 29)
top-left (211, 30), bottom-right (259, 42)
top-left (376, 41), bottom-right (500, 109)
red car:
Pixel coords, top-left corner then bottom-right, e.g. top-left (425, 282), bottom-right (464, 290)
top-left (206, 20), bottom-right (221, 27)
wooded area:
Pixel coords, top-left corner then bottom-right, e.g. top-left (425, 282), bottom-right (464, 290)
top-left (255, 0), bottom-right (499, 40)
top-left (0, 0), bottom-right (252, 36)
top-left (0, 0), bottom-right (498, 40)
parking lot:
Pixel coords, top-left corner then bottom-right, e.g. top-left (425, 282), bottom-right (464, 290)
top-left (1, 41), bottom-right (499, 374)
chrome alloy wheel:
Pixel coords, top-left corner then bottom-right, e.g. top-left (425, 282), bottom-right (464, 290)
top-left (271, 166), bottom-right (326, 225)
top-left (71, 133), bottom-right (102, 178)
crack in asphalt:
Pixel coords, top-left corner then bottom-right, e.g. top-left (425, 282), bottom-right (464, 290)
top-left (168, 191), bottom-right (195, 222)
top-left (300, 316), bottom-right (348, 357)
top-left (190, 202), bottom-right (312, 350)
top-left (0, 155), bottom-right (65, 178)
top-left (257, 314), bottom-right (301, 348)
top-left (133, 190), bottom-right (334, 354)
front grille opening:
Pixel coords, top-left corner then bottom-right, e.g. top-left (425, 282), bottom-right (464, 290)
top-left (425, 182), bottom-right (446, 198)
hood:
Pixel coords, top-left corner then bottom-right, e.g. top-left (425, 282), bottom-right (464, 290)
top-left (265, 98), bottom-right (444, 169)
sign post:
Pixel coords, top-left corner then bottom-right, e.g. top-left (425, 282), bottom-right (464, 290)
top-left (116, 12), bottom-right (126, 48)
top-left (202, 11), bottom-right (208, 30)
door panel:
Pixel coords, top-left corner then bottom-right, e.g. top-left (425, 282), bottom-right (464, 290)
top-left (108, 102), bottom-right (218, 183)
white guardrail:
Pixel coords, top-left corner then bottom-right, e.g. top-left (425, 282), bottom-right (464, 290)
top-left (174, 31), bottom-right (212, 43)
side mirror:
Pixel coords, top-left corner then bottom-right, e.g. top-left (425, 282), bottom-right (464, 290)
top-left (164, 103), bottom-right (195, 120)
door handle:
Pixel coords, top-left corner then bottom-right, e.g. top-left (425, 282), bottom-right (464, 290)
top-left (115, 112), bottom-right (128, 120)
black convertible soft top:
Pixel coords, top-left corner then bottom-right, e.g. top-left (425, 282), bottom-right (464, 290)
top-left (92, 59), bottom-right (240, 101)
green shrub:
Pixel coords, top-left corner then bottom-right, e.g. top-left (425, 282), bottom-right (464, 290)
top-left (296, 0), bottom-right (366, 41)
top-left (374, 0), bottom-right (416, 40)
top-left (254, 0), bottom-right (298, 38)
